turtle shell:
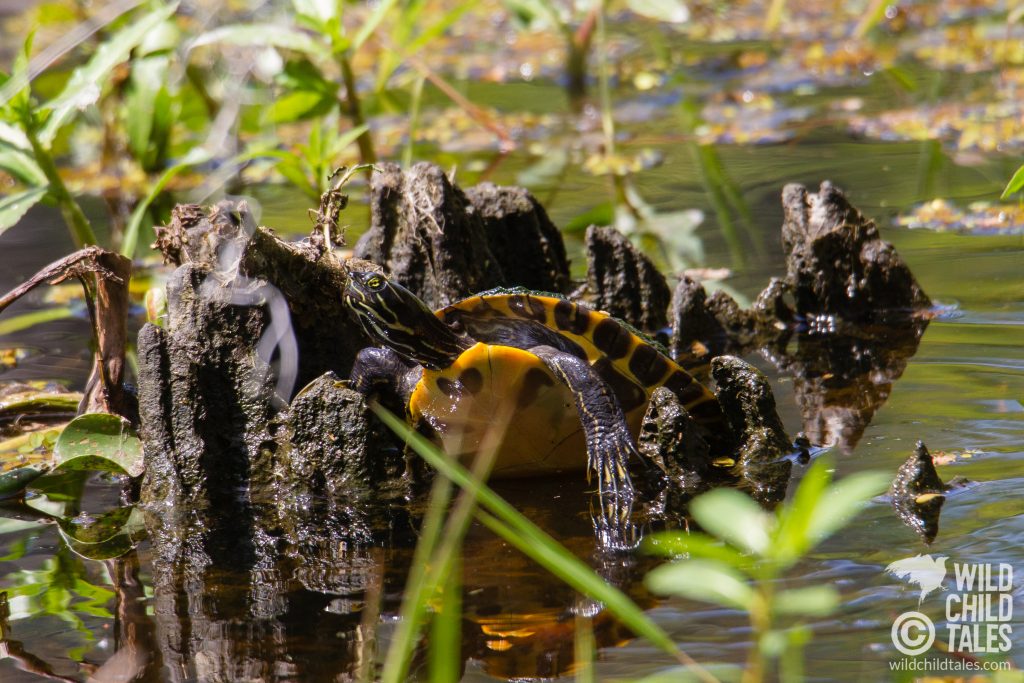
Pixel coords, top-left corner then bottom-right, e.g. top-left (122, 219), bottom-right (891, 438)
top-left (406, 291), bottom-right (721, 478)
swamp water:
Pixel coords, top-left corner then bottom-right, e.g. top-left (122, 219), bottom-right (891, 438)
top-left (2, 6), bottom-right (1024, 681)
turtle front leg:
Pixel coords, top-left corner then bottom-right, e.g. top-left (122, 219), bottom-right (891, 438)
top-left (350, 347), bottom-right (422, 416)
top-left (530, 345), bottom-right (641, 550)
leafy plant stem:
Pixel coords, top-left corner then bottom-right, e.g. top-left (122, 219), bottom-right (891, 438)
top-left (337, 52), bottom-right (377, 166)
top-left (595, 0), bottom-right (614, 157)
top-left (744, 577), bottom-right (775, 683)
top-left (24, 126), bottom-right (97, 248)
top-left (403, 75), bottom-right (426, 168)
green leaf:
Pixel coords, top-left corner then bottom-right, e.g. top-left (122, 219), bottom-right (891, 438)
top-left (0, 142), bottom-right (47, 186)
top-left (38, 2), bottom-right (180, 145)
top-left (627, 0), bottom-right (690, 23)
top-left (689, 488), bottom-right (772, 556)
top-left (772, 585), bottom-right (839, 616)
top-left (802, 471), bottom-right (889, 549)
top-left (138, 18), bottom-right (180, 56)
top-left (277, 58), bottom-right (337, 95)
top-left (643, 531), bottom-right (751, 570)
top-left (327, 122), bottom-right (369, 158)
top-left (191, 24), bottom-right (320, 53)
top-left (0, 466), bottom-right (50, 500)
top-left (291, 0), bottom-right (339, 27)
top-left (645, 558), bottom-right (754, 611)
top-left (53, 414), bottom-right (144, 478)
top-left (0, 33), bottom-right (35, 121)
top-left (57, 506), bottom-right (146, 560)
top-left (0, 186), bottom-right (48, 235)
top-left (772, 456), bottom-right (832, 566)
top-left (1001, 164), bottom-right (1024, 199)
top-left (57, 506), bottom-right (135, 544)
top-left (266, 89), bottom-right (336, 124)
top-left (274, 156), bottom-right (318, 199)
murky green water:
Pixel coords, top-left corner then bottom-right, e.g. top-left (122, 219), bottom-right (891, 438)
top-left (3, 4), bottom-right (1024, 681)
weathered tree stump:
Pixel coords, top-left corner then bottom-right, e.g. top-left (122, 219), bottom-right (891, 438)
top-left (465, 182), bottom-right (571, 294)
top-left (582, 225), bottom-right (671, 334)
top-left (781, 181), bottom-right (931, 322)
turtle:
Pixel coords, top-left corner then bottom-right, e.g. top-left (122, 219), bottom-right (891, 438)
top-left (343, 270), bottom-right (729, 546)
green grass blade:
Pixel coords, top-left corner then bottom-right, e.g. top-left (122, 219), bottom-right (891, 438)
top-left (381, 475), bottom-right (454, 683)
top-left (1001, 163), bottom-right (1024, 199)
top-left (0, 306), bottom-right (77, 335)
top-left (429, 550), bottom-right (462, 683)
top-left (372, 405), bottom-right (718, 682)
top-left (121, 148), bottom-right (211, 257)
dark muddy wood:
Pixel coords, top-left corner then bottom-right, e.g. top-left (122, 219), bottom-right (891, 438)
top-left (582, 225), bottom-right (671, 334)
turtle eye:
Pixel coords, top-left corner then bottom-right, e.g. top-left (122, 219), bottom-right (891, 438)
top-left (365, 275), bottom-right (384, 291)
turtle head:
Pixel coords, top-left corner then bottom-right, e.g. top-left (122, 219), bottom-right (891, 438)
top-left (344, 271), bottom-right (469, 369)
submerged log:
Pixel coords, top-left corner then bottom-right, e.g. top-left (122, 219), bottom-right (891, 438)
top-left (637, 386), bottom-right (712, 493)
top-left (139, 215), bottom-right (411, 681)
top-left (711, 356), bottom-right (793, 505)
top-left (781, 181), bottom-right (931, 322)
top-left (669, 182), bottom-right (930, 453)
top-left (891, 441), bottom-right (964, 543)
top-left (137, 264), bottom-right (279, 507)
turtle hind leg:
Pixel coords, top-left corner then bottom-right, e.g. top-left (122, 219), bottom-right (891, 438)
top-left (529, 345), bottom-right (643, 551)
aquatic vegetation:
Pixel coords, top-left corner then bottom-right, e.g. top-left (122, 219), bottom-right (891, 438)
top-left (896, 198), bottom-right (1024, 234)
top-left (644, 457), bottom-right (890, 683)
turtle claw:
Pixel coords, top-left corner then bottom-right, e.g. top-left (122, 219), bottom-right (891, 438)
top-left (588, 439), bottom-right (640, 551)
top-left (589, 493), bottom-right (639, 552)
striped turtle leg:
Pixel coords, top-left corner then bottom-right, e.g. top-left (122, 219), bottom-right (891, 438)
top-left (529, 345), bottom-right (644, 550)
